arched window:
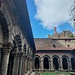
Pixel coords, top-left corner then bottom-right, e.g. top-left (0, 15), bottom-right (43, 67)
top-left (53, 57), bottom-right (59, 70)
top-left (43, 57), bottom-right (49, 69)
top-left (62, 57), bottom-right (68, 69)
top-left (53, 44), bottom-right (56, 48)
top-left (67, 44), bottom-right (70, 47)
top-left (71, 58), bottom-right (75, 70)
top-left (35, 57), bottom-right (40, 69)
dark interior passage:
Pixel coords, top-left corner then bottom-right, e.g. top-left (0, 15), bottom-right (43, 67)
top-left (43, 57), bottom-right (49, 69)
top-left (53, 57), bottom-right (59, 70)
top-left (35, 57), bottom-right (40, 69)
top-left (62, 57), bottom-right (68, 69)
top-left (71, 58), bottom-right (75, 70)
top-left (7, 54), bottom-right (14, 75)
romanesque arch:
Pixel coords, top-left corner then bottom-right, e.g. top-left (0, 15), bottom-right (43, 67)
top-left (0, 11), bottom-right (9, 43)
top-left (43, 55), bottom-right (50, 69)
top-left (62, 56), bottom-right (69, 70)
top-left (71, 58), bottom-right (75, 70)
top-left (7, 35), bottom-right (22, 75)
top-left (14, 35), bottom-right (22, 51)
top-left (35, 55), bottom-right (41, 69)
top-left (0, 10), bottom-right (9, 74)
top-left (53, 55), bottom-right (59, 70)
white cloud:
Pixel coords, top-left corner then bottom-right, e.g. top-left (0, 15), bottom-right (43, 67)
top-left (34, 0), bottom-right (74, 30)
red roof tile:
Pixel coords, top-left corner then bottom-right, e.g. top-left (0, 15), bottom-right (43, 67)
top-left (34, 38), bottom-right (74, 51)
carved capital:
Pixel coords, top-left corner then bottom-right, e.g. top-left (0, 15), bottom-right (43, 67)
top-left (2, 42), bottom-right (13, 54)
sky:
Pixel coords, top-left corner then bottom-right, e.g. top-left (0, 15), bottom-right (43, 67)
top-left (26, 0), bottom-right (75, 38)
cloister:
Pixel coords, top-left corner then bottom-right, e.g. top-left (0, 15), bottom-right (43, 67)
top-left (0, 0), bottom-right (75, 75)
top-left (34, 55), bottom-right (75, 71)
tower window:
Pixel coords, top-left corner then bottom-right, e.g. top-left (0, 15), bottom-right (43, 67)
top-left (67, 44), bottom-right (70, 47)
top-left (53, 44), bottom-right (56, 48)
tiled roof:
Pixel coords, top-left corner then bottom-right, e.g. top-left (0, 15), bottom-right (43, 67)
top-left (34, 38), bottom-right (74, 51)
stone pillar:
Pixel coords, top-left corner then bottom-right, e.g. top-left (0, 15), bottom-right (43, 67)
top-left (18, 53), bottom-right (23, 75)
top-left (30, 59), bottom-right (32, 71)
top-left (25, 58), bottom-right (27, 73)
top-left (60, 56), bottom-right (63, 70)
top-left (40, 59), bottom-right (43, 70)
top-left (49, 60), bottom-right (51, 70)
top-left (68, 58), bottom-right (72, 71)
top-left (26, 58), bottom-right (29, 72)
top-left (28, 59), bottom-right (30, 71)
top-left (12, 54), bottom-right (19, 75)
top-left (50, 58), bottom-right (54, 70)
top-left (21, 54), bottom-right (26, 75)
top-left (27, 58), bottom-right (29, 71)
top-left (0, 43), bottom-right (12, 75)
top-left (32, 59), bottom-right (34, 71)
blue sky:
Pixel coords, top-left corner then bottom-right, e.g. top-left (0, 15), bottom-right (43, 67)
top-left (26, 0), bottom-right (74, 38)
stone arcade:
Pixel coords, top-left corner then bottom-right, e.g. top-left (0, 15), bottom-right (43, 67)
top-left (34, 37), bottom-right (75, 72)
top-left (34, 27), bottom-right (75, 72)
top-left (0, 0), bottom-right (35, 75)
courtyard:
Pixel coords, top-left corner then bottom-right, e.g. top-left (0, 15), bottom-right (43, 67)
top-left (36, 72), bottom-right (71, 75)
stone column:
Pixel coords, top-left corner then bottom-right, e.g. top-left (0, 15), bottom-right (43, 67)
top-left (49, 60), bottom-right (51, 70)
top-left (32, 59), bottom-right (34, 71)
top-left (25, 58), bottom-right (27, 73)
top-left (18, 53), bottom-right (23, 75)
top-left (68, 58), bottom-right (72, 71)
top-left (28, 59), bottom-right (30, 71)
top-left (59, 56), bottom-right (63, 70)
top-left (27, 58), bottom-right (29, 71)
top-left (12, 54), bottom-right (19, 75)
top-left (0, 43), bottom-right (12, 75)
top-left (26, 58), bottom-right (29, 72)
top-left (50, 58), bottom-right (54, 70)
top-left (40, 59), bottom-right (43, 70)
top-left (30, 59), bottom-right (32, 71)
top-left (21, 54), bottom-right (26, 75)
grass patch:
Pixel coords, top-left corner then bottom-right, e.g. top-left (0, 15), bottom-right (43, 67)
top-left (41, 72), bottom-right (70, 75)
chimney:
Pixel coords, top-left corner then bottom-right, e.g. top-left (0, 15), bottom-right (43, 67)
top-left (54, 27), bottom-right (57, 34)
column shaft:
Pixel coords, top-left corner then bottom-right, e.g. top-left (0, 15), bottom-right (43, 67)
top-left (12, 55), bottom-right (19, 75)
top-left (68, 59), bottom-right (72, 70)
top-left (24, 57), bottom-right (27, 74)
top-left (1, 54), bottom-right (10, 75)
top-left (18, 55), bottom-right (22, 75)
top-left (60, 57), bottom-right (63, 70)
top-left (49, 60), bottom-right (51, 70)
top-left (40, 59), bottom-right (43, 70)
top-left (50, 58), bottom-right (54, 70)
top-left (21, 56), bottom-right (26, 75)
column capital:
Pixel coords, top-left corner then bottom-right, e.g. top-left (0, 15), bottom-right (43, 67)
top-left (40, 59), bottom-right (43, 61)
top-left (2, 42), bottom-right (13, 54)
top-left (59, 56), bottom-right (62, 58)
